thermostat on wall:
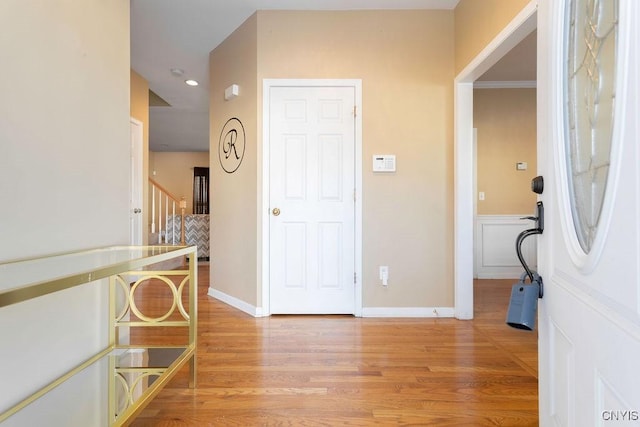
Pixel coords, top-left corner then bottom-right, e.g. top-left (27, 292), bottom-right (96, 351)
top-left (373, 155), bottom-right (396, 172)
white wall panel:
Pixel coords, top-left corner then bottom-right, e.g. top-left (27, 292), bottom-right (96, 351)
top-left (475, 215), bottom-right (538, 279)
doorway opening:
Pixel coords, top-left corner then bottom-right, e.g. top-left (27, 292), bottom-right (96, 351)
top-left (473, 36), bottom-right (538, 283)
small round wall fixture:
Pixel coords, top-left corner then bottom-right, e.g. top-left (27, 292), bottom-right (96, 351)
top-left (218, 117), bottom-right (246, 174)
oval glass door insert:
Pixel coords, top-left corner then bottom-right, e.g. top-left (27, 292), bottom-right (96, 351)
top-left (565, 0), bottom-right (618, 253)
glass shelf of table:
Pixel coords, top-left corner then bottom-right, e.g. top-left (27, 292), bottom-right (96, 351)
top-left (0, 246), bottom-right (198, 426)
top-left (1, 346), bottom-right (194, 427)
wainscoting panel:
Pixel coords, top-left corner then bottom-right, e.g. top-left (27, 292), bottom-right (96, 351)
top-left (475, 215), bottom-right (537, 279)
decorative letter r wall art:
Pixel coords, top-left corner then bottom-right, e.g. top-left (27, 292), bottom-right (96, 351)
top-left (218, 117), bottom-right (246, 174)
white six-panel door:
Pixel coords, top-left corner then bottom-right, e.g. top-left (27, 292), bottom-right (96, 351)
top-left (268, 84), bottom-right (357, 314)
top-left (538, 1), bottom-right (640, 425)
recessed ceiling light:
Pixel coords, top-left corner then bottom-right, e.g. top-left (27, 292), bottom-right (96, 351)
top-left (185, 79), bottom-right (199, 87)
top-left (170, 68), bottom-right (184, 77)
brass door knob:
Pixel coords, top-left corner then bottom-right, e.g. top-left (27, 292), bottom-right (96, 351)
top-left (272, 208), bottom-right (281, 216)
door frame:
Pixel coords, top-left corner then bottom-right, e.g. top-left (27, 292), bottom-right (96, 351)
top-left (130, 117), bottom-right (144, 246)
top-left (454, 2), bottom-right (537, 319)
top-left (261, 79), bottom-right (363, 317)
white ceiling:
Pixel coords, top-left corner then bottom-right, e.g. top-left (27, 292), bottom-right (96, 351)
top-left (130, 0), bottom-right (537, 152)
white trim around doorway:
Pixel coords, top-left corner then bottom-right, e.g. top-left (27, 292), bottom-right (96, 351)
top-left (454, 2), bottom-right (538, 319)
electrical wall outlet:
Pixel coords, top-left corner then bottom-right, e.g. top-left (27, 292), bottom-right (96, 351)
top-left (379, 266), bottom-right (389, 286)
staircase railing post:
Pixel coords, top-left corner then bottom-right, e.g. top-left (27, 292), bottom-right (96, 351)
top-left (179, 197), bottom-right (187, 245)
top-left (148, 177), bottom-right (186, 246)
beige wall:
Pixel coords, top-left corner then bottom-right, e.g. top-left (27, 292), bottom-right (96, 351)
top-left (0, 0), bottom-right (130, 418)
top-left (474, 88), bottom-right (537, 214)
top-left (130, 70), bottom-right (149, 144)
top-left (130, 69), bottom-right (150, 243)
top-left (209, 13), bottom-right (259, 304)
top-left (454, 0), bottom-right (531, 74)
top-left (258, 10), bottom-right (454, 308)
top-left (0, 3), bottom-right (130, 258)
top-left (149, 151), bottom-right (210, 215)
top-left (210, 10), bottom-right (455, 309)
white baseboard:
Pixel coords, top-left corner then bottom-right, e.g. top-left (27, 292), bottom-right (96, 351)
top-left (361, 307), bottom-right (455, 318)
top-left (476, 271), bottom-right (527, 279)
top-left (208, 287), bottom-right (455, 319)
top-left (207, 287), bottom-right (267, 317)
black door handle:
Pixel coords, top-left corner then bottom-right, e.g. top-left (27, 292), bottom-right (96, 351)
top-left (516, 201), bottom-right (543, 286)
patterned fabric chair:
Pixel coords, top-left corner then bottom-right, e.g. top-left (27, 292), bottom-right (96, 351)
top-left (165, 214), bottom-right (210, 259)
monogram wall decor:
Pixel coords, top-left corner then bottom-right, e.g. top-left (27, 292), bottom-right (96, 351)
top-left (218, 117), bottom-right (246, 174)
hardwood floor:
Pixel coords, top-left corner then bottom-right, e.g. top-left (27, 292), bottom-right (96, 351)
top-left (129, 267), bottom-right (538, 426)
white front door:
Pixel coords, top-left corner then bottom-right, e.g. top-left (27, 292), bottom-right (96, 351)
top-left (538, 1), bottom-right (640, 425)
top-left (130, 118), bottom-right (143, 246)
top-left (268, 84), bottom-right (356, 314)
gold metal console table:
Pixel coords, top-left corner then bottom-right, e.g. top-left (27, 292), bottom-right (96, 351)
top-left (0, 245), bottom-right (197, 426)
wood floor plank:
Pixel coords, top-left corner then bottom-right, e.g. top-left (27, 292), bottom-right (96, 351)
top-left (128, 267), bottom-right (537, 426)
